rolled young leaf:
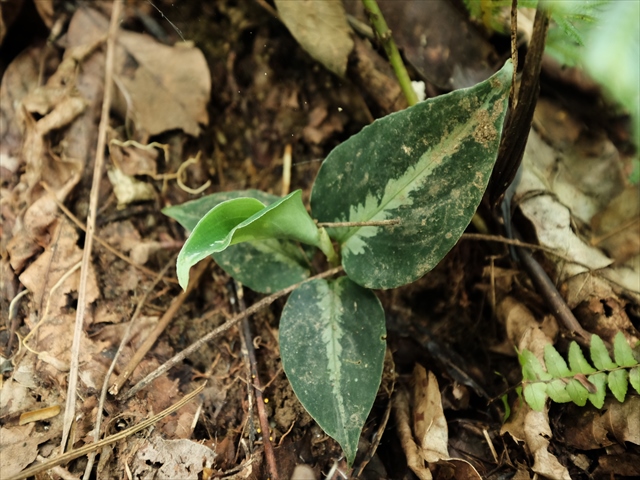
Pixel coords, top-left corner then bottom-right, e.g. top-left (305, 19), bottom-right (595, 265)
top-left (174, 190), bottom-right (334, 289)
top-left (311, 60), bottom-right (513, 289)
top-left (163, 190), bottom-right (314, 293)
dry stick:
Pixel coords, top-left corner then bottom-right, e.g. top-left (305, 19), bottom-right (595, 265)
top-left (461, 232), bottom-right (593, 343)
top-left (82, 258), bottom-right (174, 480)
top-left (123, 266), bottom-right (344, 400)
top-left (109, 258), bottom-right (210, 395)
top-left (6, 383), bottom-right (205, 480)
top-left (41, 181), bottom-right (179, 284)
top-left (60, 0), bottom-right (123, 455)
top-left (361, 0), bottom-right (418, 107)
top-left (235, 282), bottom-right (279, 480)
top-left (516, 239), bottom-right (592, 345)
top-left (462, 232), bottom-right (640, 294)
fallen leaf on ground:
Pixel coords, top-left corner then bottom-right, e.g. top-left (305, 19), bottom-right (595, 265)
top-left (275, 0), bottom-right (353, 78)
top-left (130, 435), bottom-right (217, 479)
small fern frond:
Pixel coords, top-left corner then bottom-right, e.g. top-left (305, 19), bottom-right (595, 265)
top-left (519, 332), bottom-right (640, 411)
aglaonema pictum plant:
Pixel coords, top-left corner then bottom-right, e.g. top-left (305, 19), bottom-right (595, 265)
top-left (163, 61), bottom-right (513, 465)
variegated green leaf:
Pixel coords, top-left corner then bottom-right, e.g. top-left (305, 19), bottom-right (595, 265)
top-left (310, 61), bottom-right (512, 288)
top-left (279, 277), bottom-right (386, 466)
top-left (590, 334), bottom-right (618, 370)
top-left (163, 190), bottom-right (314, 293)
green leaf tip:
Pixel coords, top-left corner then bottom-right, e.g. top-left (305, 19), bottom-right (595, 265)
top-left (176, 190), bottom-right (334, 290)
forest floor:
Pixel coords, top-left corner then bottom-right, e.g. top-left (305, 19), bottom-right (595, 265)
top-left (1, 1), bottom-right (639, 479)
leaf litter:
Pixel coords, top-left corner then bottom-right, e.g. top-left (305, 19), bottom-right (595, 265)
top-left (1, 1), bottom-right (638, 479)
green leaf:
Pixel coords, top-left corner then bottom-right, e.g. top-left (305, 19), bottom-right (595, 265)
top-left (566, 379), bottom-right (589, 407)
top-left (568, 342), bottom-right (596, 374)
top-left (587, 372), bottom-right (607, 409)
top-left (174, 190), bottom-right (332, 290)
top-left (608, 369), bottom-right (629, 402)
top-left (310, 61), bottom-right (512, 289)
top-left (523, 383), bottom-right (547, 412)
top-left (279, 277), bottom-right (386, 465)
top-left (544, 344), bottom-right (573, 377)
top-left (163, 190), bottom-right (314, 293)
top-left (613, 332), bottom-right (638, 367)
top-left (519, 350), bottom-right (552, 382)
top-left (546, 379), bottom-right (572, 404)
top-left (630, 366), bottom-right (640, 395)
top-left (590, 334), bottom-right (618, 370)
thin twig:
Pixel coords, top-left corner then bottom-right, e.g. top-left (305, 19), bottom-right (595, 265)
top-left (41, 181), bottom-right (179, 284)
top-left (109, 258), bottom-right (210, 395)
top-left (6, 383), bottom-right (205, 480)
top-left (82, 258), bottom-right (174, 479)
top-left (509, 0), bottom-right (518, 109)
top-left (123, 266), bottom-right (344, 399)
top-left (316, 219), bottom-right (400, 228)
top-left (60, 0), bottom-right (123, 454)
top-left (361, 0), bottom-right (418, 106)
top-left (235, 281), bottom-right (279, 479)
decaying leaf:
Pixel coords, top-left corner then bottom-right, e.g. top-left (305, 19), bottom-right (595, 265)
top-left (108, 168), bottom-right (156, 208)
top-left (394, 366), bottom-right (483, 480)
top-left (275, 0), bottom-right (354, 78)
top-left (413, 365), bottom-right (449, 463)
top-left (70, 8), bottom-right (210, 137)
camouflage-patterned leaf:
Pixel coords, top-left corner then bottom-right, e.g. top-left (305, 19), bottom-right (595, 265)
top-left (310, 61), bottom-right (512, 288)
top-left (279, 277), bottom-right (386, 465)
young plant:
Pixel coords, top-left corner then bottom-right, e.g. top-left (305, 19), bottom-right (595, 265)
top-left (519, 332), bottom-right (640, 412)
top-left (163, 61), bottom-right (513, 464)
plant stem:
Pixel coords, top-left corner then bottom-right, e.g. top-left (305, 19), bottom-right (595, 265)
top-left (317, 219), bottom-right (400, 228)
top-left (361, 0), bottom-right (418, 107)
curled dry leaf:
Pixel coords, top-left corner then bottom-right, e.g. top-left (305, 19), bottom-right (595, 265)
top-left (413, 365), bottom-right (449, 463)
top-left (394, 365), bottom-right (484, 480)
top-left (525, 410), bottom-right (572, 480)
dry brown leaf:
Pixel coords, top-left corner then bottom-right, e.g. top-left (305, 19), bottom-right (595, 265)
top-left (131, 436), bottom-right (216, 479)
top-left (525, 410), bottom-right (571, 480)
top-left (413, 365), bottom-right (449, 463)
top-left (393, 388), bottom-right (433, 480)
top-left (275, 0), bottom-right (354, 78)
top-left (602, 396), bottom-right (640, 445)
top-left (591, 186), bottom-right (640, 264)
top-left (33, 0), bottom-right (54, 27)
top-left (0, 45), bottom-right (42, 176)
top-left (19, 220), bottom-right (99, 311)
